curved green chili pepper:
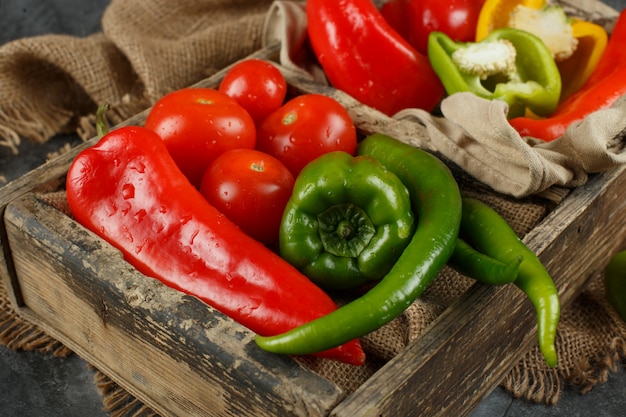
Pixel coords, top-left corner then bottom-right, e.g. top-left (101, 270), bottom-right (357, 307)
top-left (460, 197), bottom-right (560, 368)
top-left (279, 151), bottom-right (416, 290)
top-left (449, 237), bottom-right (523, 286)
top-left (604, 250), bottom-right (626, 322)
top-left (255, 133), bottom-right (462, 357)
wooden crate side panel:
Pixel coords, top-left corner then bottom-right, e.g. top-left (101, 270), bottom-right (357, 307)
top-left (0, 43), bottom-right (282, 308)
top-left (331, 165), bottom-right (626, 417)
top-left (4, 193), bottom-right (344, 417)
top-left (0, 156), bottom-right (77, 308)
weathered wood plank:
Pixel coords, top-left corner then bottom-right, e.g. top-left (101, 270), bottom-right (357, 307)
top-left (0, 10), bottom-right (623, 413)
top-left (330, 165), bottom-right (626, 417)
top-left (4, 192), bottom-right (345, 417)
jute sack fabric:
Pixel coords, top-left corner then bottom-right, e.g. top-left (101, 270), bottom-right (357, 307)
top-left (0, 0), bottom-right (625, 415)
top-left (0, 0), bottom-right (276, 154)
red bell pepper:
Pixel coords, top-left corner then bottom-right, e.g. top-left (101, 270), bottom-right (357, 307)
top-left (65, 126), bottom-right (365, 366)
top-left (509, 9), bottom-right (626, 142)
top-left (306, 0), bottom-right (444, 116)
top-left (380, 0), bottom-right (411, 41)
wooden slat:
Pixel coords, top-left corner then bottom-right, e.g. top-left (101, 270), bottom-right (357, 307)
top-left (3, 192), bottom-right (345, 417)
top-left (330, 165), bottom-right (626, 417)
top-left (0, 7), bottom-right (623, 412)
top-left (0, 42), bottom-right (280, 309)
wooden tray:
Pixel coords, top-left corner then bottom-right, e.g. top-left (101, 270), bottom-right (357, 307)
top-left (2, 10), bottom-right (626, 416)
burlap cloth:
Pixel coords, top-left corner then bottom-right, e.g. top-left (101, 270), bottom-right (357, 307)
top-left (1, 0), bottom-right (625, 415)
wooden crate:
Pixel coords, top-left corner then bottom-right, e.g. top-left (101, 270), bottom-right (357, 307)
top-left (2, 13), bottom-right (626, 417)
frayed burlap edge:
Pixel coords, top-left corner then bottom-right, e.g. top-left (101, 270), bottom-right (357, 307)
top-left (0, 279), bottom-right (71, 357)
top-left (502, 271), bottom-right (626, 405)
top-left (0, 79), bottom-right (75, 154)
top-left (0, 30), bottom-right (141, 153)
top-left (0, 98), bottom-right (74, 155)
top-left (93, 370), bottom-right (158, 417)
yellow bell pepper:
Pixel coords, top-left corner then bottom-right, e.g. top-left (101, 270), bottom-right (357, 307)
top-left (475, 0), bottom-right (608, 101)
top-left (475, 0), bottom-right (544, 41)
top-left (557, 19), bottom-right (608, 99)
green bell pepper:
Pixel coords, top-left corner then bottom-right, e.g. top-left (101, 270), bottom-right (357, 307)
top-left (279, 150), bottom-right (415, 290)
top-left (427, 28), bottom-right (562, 118)
top-left (256, 134), bottom-right (462, 359)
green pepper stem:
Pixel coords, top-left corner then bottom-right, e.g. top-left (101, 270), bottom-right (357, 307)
top-left (95, 103), bottom-right (111, 138)
top-left (279, 151), bottom-right (415, 290)
top-left (336, 220), bottom-right (355, 239)
top-left (318, 203), bottom-right (375, 258)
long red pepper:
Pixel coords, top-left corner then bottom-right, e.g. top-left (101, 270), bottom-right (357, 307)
top-left (306, 0), bottom-right (444, 116)
top-left (509, 9), bottom-right (626, 141)
top-left (65, 126), bottom-right (365, 366)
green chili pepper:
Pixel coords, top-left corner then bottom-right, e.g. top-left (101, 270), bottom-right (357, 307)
top-left (604, 250), bottom-right (626, 322)
top-left (279, 151), bottom-right (415, 290)
top-left (255, 133), bottom-right (462, 357)
top-left (449, 237), bottom-right (523, 286)
top-left (460, 197), bottom-right (560, 368)
top-left (427, 28), bottom-right (562, 118)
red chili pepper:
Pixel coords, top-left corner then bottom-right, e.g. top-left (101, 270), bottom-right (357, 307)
top-left (65, 126), bottom-right (365, 366)
top-left (306, 0), bottom-right (444, 116)
top-left (509, 9), bottom-right (626, 142)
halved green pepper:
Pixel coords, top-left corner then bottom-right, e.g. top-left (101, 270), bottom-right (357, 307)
top-left (279, 151), bottom-right (415, 290)
top-left (428, 28), bottom-right (562, 118)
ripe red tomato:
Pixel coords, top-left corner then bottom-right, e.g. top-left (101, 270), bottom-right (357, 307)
top-left (256, 94), bottom-right (357, 177)
top-left (199, 148), bottom-right (295, 245)
top-left (219, 59), bottom-right (287, 125)
top-left (144, 88), bottom-right (256, 188)
top-left (405, 0), bottom-right (484, 55)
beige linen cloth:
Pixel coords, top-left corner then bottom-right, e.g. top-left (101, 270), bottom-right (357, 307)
top-left (1, 0), bottom-right (626, 415)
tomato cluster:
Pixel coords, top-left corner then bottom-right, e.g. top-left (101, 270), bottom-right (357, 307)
top-left (144, 58), bottom-right (357, 245)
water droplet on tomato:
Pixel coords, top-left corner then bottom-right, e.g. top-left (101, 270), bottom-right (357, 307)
top-left (153, 221), bottom-right (165, 233)
top-left (189, 230), bottom-right (199, 245)
top-left (121, 202), bottom-right (131, 216)
top-left (134, 209), bottom-right (147, 223)
top-left (135, 240), bottom-right (145, 254)
top-left (107, 203), bottom-right (118, 217)
top-left (129, 161), bottom-right (146, 173)
top-left (122, 183), bottom-right (135, 199)
top-left (122, 226), bottom-right (134, 243)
